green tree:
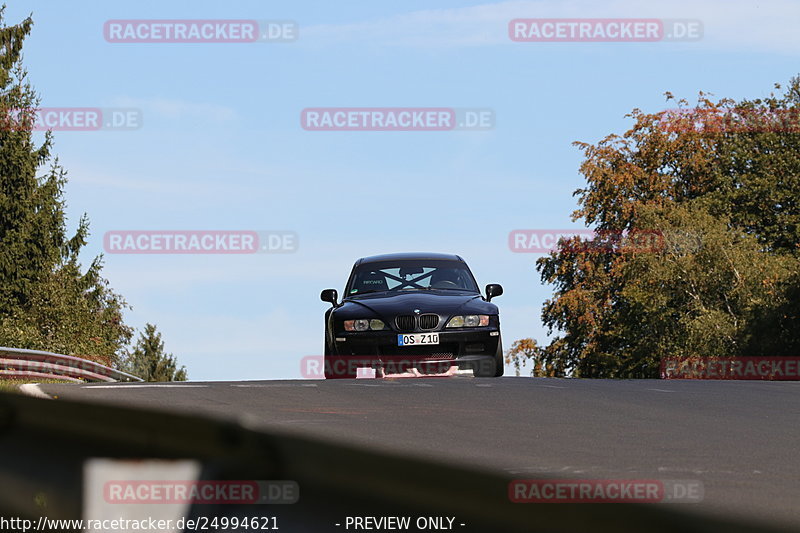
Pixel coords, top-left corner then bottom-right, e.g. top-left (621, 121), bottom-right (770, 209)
top-left (123, 324), bottom-right (187, 382)
top-left (0, 9), bottom-right (132, 364)
top-left (534, 79), bottom-right (800, 377)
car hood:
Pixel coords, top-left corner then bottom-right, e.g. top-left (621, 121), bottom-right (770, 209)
top-left (337, 290), bottom-right (496, 319)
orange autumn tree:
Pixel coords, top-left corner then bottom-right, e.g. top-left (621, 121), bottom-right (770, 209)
top-left (505, 337), bottom-right (566, 377)
top-left (532, 79), bottom-right (800, 378)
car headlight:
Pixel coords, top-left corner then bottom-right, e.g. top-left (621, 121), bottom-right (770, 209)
top-left (344, 319), bottom-right (386, 331)
top-left (446, 315), bottom-right (490, 328)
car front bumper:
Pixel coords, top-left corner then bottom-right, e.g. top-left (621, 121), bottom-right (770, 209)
top-left (329, 328), bottom-right (500, 373)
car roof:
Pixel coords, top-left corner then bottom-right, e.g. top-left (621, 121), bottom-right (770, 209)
top-left (356, 252), bottom-right (464, 265)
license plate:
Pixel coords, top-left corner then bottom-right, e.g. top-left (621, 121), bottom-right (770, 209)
top-left (398, 333), bottom-right (439, 346)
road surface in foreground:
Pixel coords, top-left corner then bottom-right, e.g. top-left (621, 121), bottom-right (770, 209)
top-left (37, 377), bottom-right (800, 529)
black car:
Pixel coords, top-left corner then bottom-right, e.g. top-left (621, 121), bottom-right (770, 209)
top-left (320, 252), bottom-right (504, 379)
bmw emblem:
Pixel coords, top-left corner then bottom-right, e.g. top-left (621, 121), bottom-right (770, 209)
top-left (414, 309), bottom-right (421, 314)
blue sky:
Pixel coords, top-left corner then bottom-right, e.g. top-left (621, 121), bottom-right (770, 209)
top-left (7, 0), bottom-right (798, 379)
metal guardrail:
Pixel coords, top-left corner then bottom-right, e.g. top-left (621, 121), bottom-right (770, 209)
top-left (0, 347), bottom-right (142, 382)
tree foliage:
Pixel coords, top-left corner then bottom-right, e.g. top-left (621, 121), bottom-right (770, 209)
top-left (527, 78), bottom-right (800, 378)
top-left (0, 10), bottom-right (183, 377)
top-left (0, 9), bottom-right (133, 363)
top-left (505, 337), bottom-right (566, 377)
top-left (122, 324), bottom-right (187, 382)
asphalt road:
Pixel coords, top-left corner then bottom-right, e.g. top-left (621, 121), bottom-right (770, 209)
top-left (36, 377), bottom-right (800, 529)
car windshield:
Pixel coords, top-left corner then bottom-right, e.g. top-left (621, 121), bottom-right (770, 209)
top-left (348, 260), bottom-right (478, 295)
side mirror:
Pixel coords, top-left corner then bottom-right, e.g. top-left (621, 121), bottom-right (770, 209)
top-left (485, 284), bottom-right (503, 302)
top-left (320, 289), bottom-right (339, 306)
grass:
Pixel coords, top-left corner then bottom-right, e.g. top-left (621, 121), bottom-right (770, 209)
top-left (0, 379), bottom-right (76, 393)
